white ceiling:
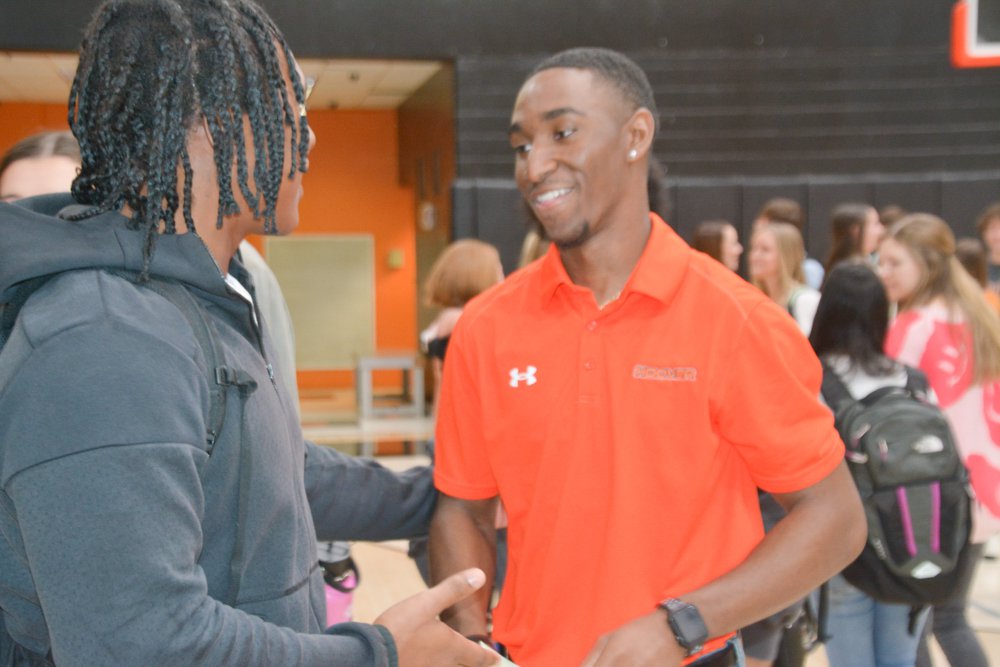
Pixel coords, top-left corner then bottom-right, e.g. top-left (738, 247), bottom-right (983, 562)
top-left (0, 51), bottom-right (442, 109)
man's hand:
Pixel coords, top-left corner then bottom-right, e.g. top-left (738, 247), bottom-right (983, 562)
top-left (375, 568), bottom-right (501, 666)
top-left (580, 610), bottom-right (684, 667)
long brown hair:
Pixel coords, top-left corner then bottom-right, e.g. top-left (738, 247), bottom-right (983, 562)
top-left (955, 237), bottom-right (988, 287)
top-left (825, 203), bottom-right (872, 273)
top-left (691, 220), bottom-right (730, 264)
top-left (886, 213), bottom-right (1000, 382)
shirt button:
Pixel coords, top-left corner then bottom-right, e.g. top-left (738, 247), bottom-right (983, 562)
top-left (586, 320), bottom-right (598, 331)
top-left (583, 361), bottom-right (594, 370)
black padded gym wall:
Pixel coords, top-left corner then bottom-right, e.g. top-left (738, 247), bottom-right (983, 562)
top-left (9, 2), bottom-right (998, 181)
top-left (455, 47), bottom-right (1000, 182)
top-left (438, 3), bottom-right (1000, 264)
top-left (8, 0), bottom-right (999, 263)
top-left (2, 1), bottom-right (958, 56)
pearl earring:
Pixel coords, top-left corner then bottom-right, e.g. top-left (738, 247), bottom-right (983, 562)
top-left (628, 149), bottom-right (638, 160)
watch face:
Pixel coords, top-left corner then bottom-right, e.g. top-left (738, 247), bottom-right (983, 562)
top-left (666, 599), bottom-right (709, 653)
top-left (674, 605), bottom-right (701, 627)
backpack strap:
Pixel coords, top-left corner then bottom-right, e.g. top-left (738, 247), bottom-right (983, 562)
top-left (105, 269), bottom-right (259, 607)
top-left (4, 268), bottom-right (257, 609)
top-left (907, 605), bottom-right (928, 635)
top-left (817, 581), bottom-right (831, 644)
top-left (786, 287), bottom-right (805, 319)
top-left (902, 366), bottom-right (931, 400)
top-left (853, 366), bottom-right (929, 407)
top-left (103, 269), bottom-right (252, 453)
top-left (822, 359), bottom-right (923, 408)
top-left (3, 269), bottom-right (245, 452)
top-left (819, 359), bottom-right (854, 409)
top-left (0, 275), bottom-right (55, 348)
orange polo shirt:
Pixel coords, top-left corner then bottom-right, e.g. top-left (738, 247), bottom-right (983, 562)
top-left (434, 216), bottom-right (843, 666)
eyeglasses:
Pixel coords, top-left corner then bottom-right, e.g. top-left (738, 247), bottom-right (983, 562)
top-left (300, 77), bottom-right (315, 118)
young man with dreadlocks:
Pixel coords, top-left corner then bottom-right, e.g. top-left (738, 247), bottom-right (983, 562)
top-left (0, 1), bottom-right (500, 666)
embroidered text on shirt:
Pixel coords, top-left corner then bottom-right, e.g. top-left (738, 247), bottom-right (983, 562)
top-left (632, 365), bottom-right (697, 382)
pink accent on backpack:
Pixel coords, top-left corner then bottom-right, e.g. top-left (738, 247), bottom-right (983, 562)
top-left (325, 574), bottom-right (356, 626)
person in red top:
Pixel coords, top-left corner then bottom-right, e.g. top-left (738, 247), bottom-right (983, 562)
top-left (428, 48), bottom-right (866, 667)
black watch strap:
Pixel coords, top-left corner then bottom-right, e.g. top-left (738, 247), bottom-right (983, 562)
top-left (465, 635), bottom-right (510, 659)
top-left (659, 598), bottom-right (709, 657)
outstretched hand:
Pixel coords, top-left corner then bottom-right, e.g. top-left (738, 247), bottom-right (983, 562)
top-left (375, 568), bottom-right (501, 667)
top-left (580, 610), bottom-right (684, 667)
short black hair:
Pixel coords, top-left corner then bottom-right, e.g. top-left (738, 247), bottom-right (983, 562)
top-left (530, 47), bottom-right (659, 136)
top-left (809, 262), bottom-right (895, 376)
top-left (69, 0), bottom-right (309, 268)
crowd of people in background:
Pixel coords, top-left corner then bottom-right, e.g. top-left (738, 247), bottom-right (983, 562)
top-left (432, 179), bottom-right (1000, 666)
top-left (687, 200), bottom-right (1000, 667)
top-left (0, 5), bottom-right (998, 665)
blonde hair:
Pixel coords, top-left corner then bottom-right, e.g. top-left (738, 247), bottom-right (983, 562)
top-left (886, 213), bottom-right (1000, 383)
top-left (751, 222), bottom-right (805, 301)
top-left (424, 239), bottom-right (502, 308)
top-left (518, 227), bottom-right (550, 268)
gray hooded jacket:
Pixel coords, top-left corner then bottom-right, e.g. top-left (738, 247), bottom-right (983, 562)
top-left (0, 194), bottom-right (434, 666)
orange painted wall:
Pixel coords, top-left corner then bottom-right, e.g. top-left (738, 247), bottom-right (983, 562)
top-left (252, 108), bottom-right (417, 390)
top-left (0, 103), bottom-right (70, 155)
top-left (1, 103), bottom-right (417, 391)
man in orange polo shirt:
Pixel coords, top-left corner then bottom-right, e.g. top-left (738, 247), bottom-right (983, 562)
top-left (429, 48), bottom-right (866, 667)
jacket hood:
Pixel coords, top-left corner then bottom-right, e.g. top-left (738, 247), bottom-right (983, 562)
top-left (0, 193), bottom-right (233, 301)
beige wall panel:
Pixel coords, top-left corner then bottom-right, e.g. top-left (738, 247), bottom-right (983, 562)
top-left (265, 235), bottom-right (375, 370)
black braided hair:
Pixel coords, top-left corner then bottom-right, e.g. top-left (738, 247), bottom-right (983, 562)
top-left (68, 0), bottom-right (308, 271)
top-left (529, 47), bottom-right (660, 137)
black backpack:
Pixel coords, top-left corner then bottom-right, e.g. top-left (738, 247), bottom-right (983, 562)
top-left (1, 269), bottom-right (241, 452)
top-left (820, 361), bottom-right (975, 608)
top-left (0, 268), bottom-right (269, 662)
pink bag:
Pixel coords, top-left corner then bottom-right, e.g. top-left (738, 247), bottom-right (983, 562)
top-left (321, 557), bottom-right (359, 627)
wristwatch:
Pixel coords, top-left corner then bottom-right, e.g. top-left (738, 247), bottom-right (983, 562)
top-left (659, 598), bottom-right (709, 657)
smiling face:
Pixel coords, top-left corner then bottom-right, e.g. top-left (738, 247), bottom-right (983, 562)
top-left (748, 226), bottom-right (780, 282)
top-left (878, 237), bottom-right (924, 304)
top-left (509, 67), bottom-right (638, 250)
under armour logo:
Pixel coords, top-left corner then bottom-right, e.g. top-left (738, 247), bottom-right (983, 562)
top-left (509, 366), bottom-right (538, 388)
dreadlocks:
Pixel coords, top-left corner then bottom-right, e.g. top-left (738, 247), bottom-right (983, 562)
top-left (68, 0), bottom-right (310, 268)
